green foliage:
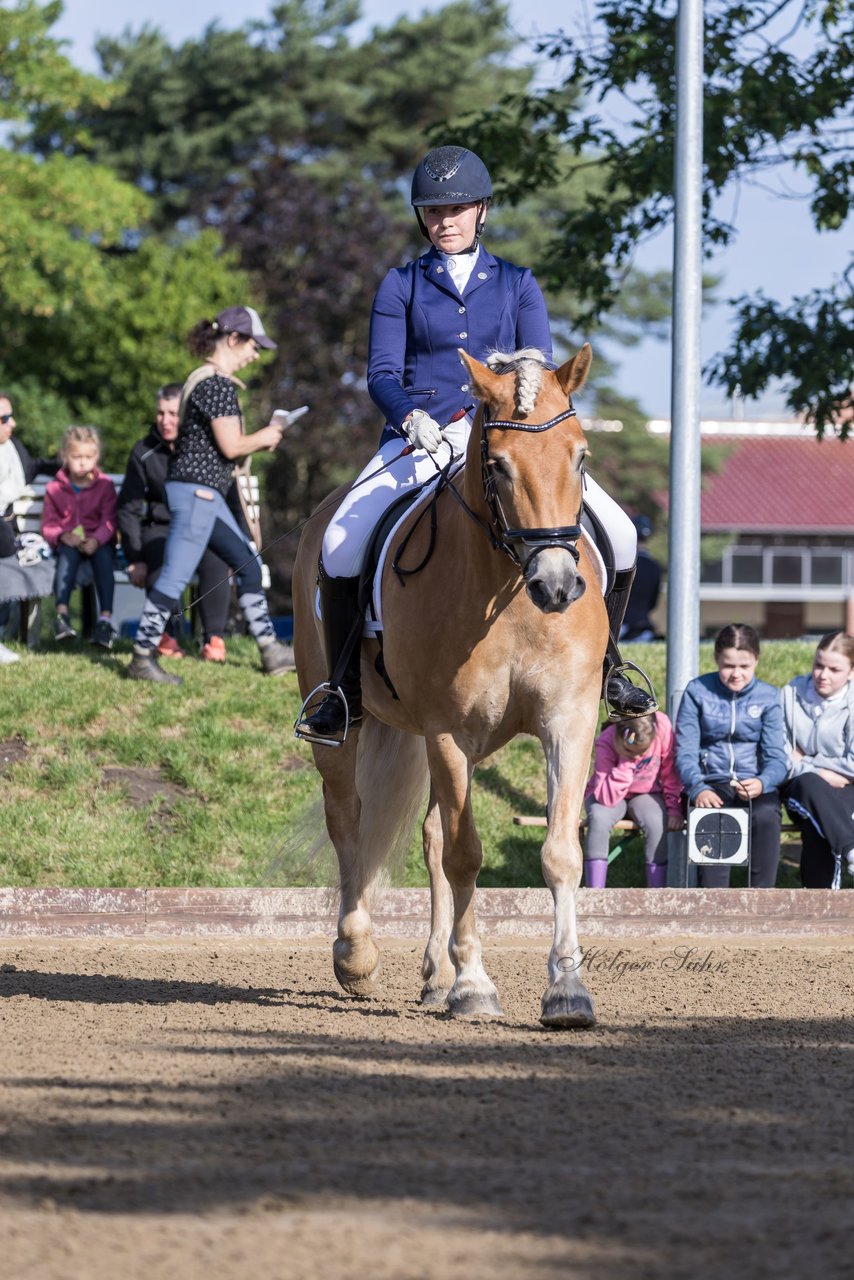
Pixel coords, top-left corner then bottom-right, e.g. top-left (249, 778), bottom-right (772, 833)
top-left (0, 3), bottom-right (149, 319)
top-left (1, 3), bottom-right (256, 462)
top-left (3, 230), bottom-right (251, 468)
top-left (708, 281), bottom-right (854, 438)
top-left (0, 0), bottom-right (113, 128)
top-left (78, 0), bottom-right (528, 223)
top-left (460, 0), bottom-right (854, 433)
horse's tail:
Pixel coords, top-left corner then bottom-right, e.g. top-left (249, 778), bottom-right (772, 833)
top-left (353, 716), bottom-right (429, 903)
top-left (262, 716), bottom-right (429, 894)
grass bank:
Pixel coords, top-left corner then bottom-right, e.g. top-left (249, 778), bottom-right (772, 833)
top-left (0, 636), bottom-right (815, 888)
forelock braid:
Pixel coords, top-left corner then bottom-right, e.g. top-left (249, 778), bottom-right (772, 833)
top-left (486, 347), bottom-right (548, 417)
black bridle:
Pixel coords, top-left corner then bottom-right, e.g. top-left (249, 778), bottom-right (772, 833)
top-left (480, 406), bottom-right (585, 575)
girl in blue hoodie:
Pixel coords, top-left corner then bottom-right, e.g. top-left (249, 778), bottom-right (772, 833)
top-left (675, 624), bottom-right (788, 887)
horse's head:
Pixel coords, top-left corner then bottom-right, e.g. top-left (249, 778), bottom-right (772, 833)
top-left (459, 344), bottom-right (593, 614)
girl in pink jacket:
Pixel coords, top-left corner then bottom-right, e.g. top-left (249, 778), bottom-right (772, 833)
top-left (42, 426), bottom-right (118, 648)
top-left (584, 712), bottom-right (683, 888)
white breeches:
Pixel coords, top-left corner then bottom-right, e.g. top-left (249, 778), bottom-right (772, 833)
top-left (322, 417), bottom-right (636, 580)
top-left (583, 473), bottom-right (637, 572)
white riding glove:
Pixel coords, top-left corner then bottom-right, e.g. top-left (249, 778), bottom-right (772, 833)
top-left (402, 409), bottom-right (444, 454)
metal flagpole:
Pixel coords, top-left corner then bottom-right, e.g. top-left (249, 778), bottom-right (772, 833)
top-left (667, 0), bottom-right (704, 886)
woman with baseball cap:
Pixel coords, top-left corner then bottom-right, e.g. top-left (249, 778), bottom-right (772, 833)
top-left (127, 305), bottom-right (293, 684)
top-left (299, 145), bottom-right (655, 741)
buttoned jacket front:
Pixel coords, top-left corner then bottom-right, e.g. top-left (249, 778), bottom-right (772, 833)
top-left (367, 246), bottom-right (552, 436)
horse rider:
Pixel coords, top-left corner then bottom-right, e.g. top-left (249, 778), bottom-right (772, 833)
top-left (298, 145), bottom-right (657, 741)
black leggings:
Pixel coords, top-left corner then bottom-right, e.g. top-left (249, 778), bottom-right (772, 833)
top-left (782, 773), bottom-right (854, 890)
top-left (694, 783), bottom-right (782, 888)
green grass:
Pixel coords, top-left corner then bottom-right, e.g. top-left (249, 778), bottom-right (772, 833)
top-left (0, 636), bottom-right (815, 888)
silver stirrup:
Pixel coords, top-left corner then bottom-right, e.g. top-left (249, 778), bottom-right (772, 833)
top-left (294, 682), bottom-right (350, 747)
top-left (603, 661), bottom-right (658, 723)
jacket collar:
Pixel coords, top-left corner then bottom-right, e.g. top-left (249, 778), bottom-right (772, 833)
top-left (420, 245), bottom-right (497, 298)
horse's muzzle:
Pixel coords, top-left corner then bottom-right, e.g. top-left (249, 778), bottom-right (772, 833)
top-left (524, 548), bottom-right (586, 614)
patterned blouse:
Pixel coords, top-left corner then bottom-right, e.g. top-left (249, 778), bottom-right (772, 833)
top-left (169, 374), bottom-right (241, 496)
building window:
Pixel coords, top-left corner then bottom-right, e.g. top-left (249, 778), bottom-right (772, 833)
top-left (811, 553), bottom-right (845, 586)
top-left (700, 545), bottom-right (851, 589)
top-left (730, 551), bottom-right (763, 584)
top-left (771, 552), bottom-right (804, 585)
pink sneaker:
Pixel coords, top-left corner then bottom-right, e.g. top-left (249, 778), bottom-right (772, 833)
top-left (157, 633), bottom-right (186, 659)
top-left (201, 636), bottom-right (226, 663)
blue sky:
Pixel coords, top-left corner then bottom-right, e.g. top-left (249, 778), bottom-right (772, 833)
top-left (53, 0), bottom-right (850, 420)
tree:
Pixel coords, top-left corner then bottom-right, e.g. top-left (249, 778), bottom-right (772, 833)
top-left (6, 232), bottom-right (250, 467)
top-left (0, 0), bottom-right (148, 319)
top-left (67, 0), bottom-right (531, 226)
top-left (459, 0), bottom-right (854, 435)
top-left (1, 2), bottom-right (254, 462)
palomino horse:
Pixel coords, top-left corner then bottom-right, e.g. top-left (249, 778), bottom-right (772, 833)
top-left (292, 346), bottom-right (608, 1027)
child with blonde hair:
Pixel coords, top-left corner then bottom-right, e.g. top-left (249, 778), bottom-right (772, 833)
top-left (42, 426), bottom-right (118, 648)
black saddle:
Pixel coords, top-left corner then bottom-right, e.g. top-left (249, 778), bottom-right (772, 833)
top-left (356, 478), bottom-right (437, 623)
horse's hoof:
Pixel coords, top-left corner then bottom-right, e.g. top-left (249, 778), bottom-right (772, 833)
top-left (333, 960), bottom-right (381, 998)
top-left (419, 985), bottom-right (450, 1008)
top-left (333, 943), bottom-right (381, 998)
top-left (447, 988), bottom-right (504, 1019)
top-left (540, 982), bottom-right (596, 1030)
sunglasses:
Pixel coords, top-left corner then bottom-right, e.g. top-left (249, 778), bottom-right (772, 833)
top-left (0, 413), bottom-right (13, 424)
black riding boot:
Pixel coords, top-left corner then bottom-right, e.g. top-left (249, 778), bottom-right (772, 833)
top-left (603, 568), bottom-right (658, 719)
top-left (298, 573), bottom-right (363, 740)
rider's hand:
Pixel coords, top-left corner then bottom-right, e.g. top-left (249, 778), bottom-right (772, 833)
top-left (694, 788), bottom-right (723, 809)
top-left (403, 410), bottom-right (444, 454)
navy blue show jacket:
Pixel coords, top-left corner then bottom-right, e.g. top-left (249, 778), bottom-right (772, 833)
top-left (367, 246), bottom-right (553, 437)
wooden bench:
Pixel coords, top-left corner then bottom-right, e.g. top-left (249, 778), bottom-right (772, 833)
top-left (9, 472), bottom-right (268, 645)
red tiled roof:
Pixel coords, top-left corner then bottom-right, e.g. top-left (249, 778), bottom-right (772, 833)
top-left (700, 436), bottom-right (854, 533)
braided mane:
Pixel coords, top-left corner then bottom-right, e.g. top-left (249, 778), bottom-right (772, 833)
top-left (485, 348), bottom-right (550, 417)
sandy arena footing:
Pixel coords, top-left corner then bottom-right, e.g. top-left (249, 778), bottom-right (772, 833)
top-left (0, 932), bottom-right (852, 1280)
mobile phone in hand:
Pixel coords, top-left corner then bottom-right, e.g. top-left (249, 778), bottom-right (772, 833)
top-left (271, 405), bottom-right (309, 428)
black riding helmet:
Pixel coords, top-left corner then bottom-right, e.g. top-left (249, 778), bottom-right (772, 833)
top-left (411, 146), bottom-right (493, 249)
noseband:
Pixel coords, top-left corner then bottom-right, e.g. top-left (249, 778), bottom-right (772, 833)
top-left (481, 407), bottom-right (584, 575)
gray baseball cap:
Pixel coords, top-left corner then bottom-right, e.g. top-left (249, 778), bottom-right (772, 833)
top-left (215, 305), bottom-right (277, 350)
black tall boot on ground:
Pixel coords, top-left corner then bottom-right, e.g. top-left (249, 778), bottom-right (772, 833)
top-left (603, 567), bottom-right (658, 720)
top-left (296, 574), bottom-right (363, 743)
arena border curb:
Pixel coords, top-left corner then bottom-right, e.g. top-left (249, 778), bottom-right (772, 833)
top-left (1, 887), bottom-right (853, 938)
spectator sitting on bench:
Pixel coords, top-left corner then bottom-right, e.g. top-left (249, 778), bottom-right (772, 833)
top-left (584, 712), bottom-right (682, 888)
top-left (675, 623), bottom-right (788, 888)
top-left (780, 631), bottom-right (854, 890)
top-left (41, 425), bottom-right (118, 649)
top-left (118, 383), bottom-right (248, 663)
top-left (0, 391), bottom-right (59, 665)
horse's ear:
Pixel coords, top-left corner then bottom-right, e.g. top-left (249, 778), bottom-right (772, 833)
top-left (458, 350), bottom-right (507, 403)
top-left (555, 344), bottom-right (593, 398)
